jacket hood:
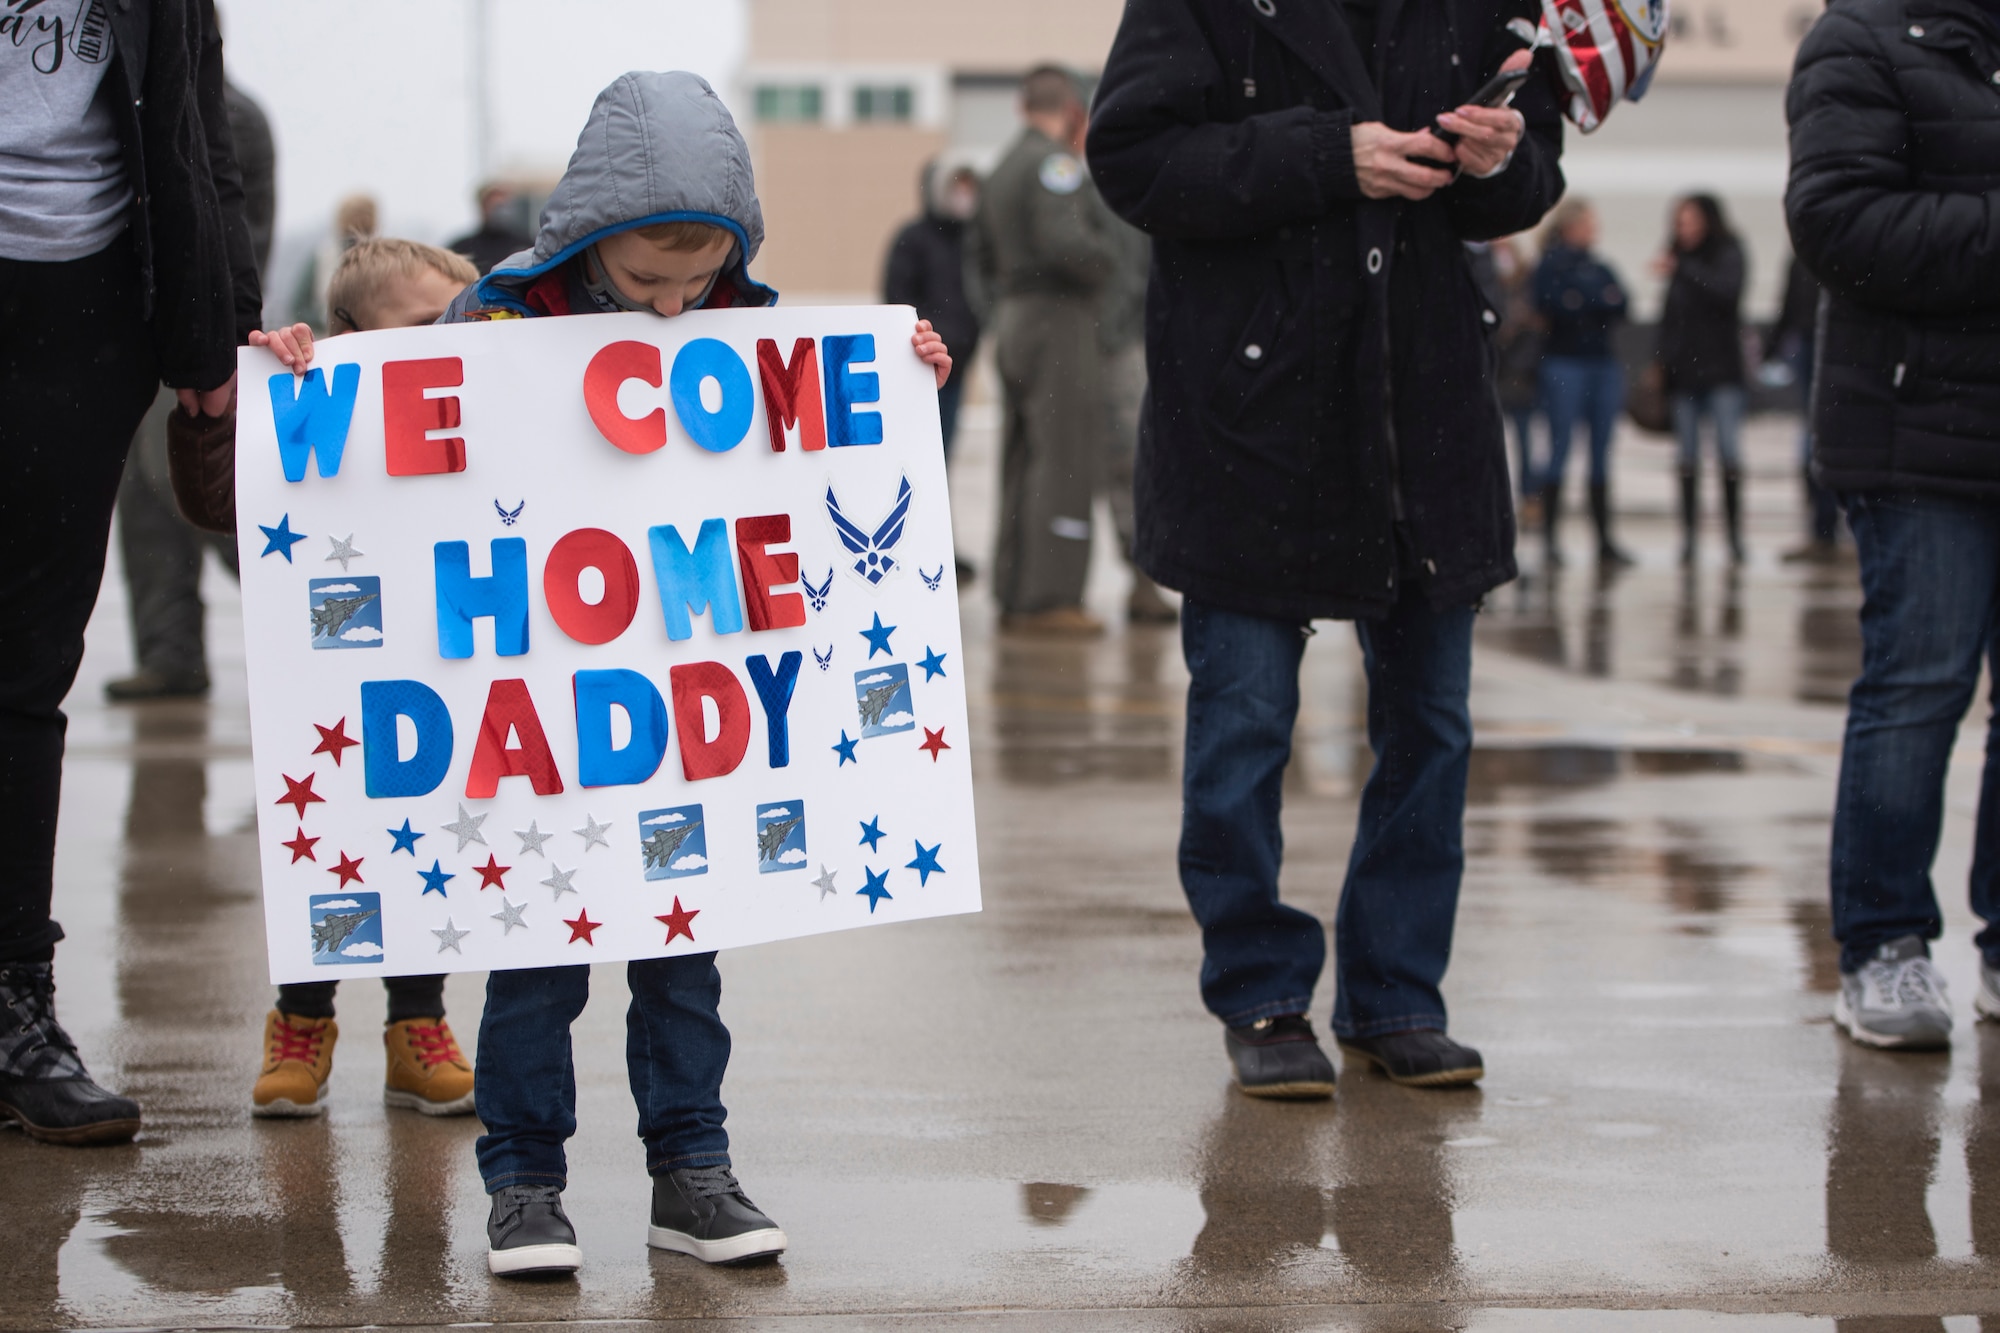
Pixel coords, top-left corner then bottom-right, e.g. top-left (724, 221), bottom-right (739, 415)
top-left (473, 71), bottom-right (774, 312)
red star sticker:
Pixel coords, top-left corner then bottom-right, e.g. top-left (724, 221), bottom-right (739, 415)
top-left (474, 855), bottom-right (511, 890)
top-left (656, 897), bottom-right (699, 944)
top-left (564, 910), bottom-right (601, 945)
top-left (282, 827), bottom-right (320, 864)
top-left (276, 773), bottom-right (324, 818)
top-left (919, 726), bottom-right (951, 762)
top-left (327, 852), bottom-right (365, 887)
top-left (312, 718), bottom-right (359, 767)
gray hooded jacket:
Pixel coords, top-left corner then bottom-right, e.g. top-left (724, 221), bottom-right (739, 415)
top-left (451, 70), bottom-right (775, 318)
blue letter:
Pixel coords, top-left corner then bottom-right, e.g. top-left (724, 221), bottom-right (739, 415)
top-left (574, 669), bottom-right (670, 787)
top-left (822, 334), bottom-right (883, 447)
top-left (361, 679), bottom-right (454, 797)
top-left (268, 363), bottom-right (362, 481)
top-left (434, 538), bottom-right (530, 658)
top-left (745, 651), bottom-right (803, 768)
top-left (669, 338), bottom-right (755, 453)
top-left (647, 519), bottom-right (745, 641)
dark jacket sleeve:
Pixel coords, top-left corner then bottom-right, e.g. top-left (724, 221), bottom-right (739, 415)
top-left (1085, 0), bottom-right (1360, 240)
top-left (1786, 9), bottom-right (2000, 317)
top-left (1443, 44), bottom-right (1566, 243)
top-left (882, 223), bottom-right (925, 308)
top-left (225, 83), bottom-right (277, 278)
top-left (195, 1), bottom-right (262, 348)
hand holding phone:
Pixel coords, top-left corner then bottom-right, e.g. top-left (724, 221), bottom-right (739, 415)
top-left (1433, 66), bottom-right (1532, 145)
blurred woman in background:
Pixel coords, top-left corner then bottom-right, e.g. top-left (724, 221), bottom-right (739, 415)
top-left (1656, 193), bottom-right (1749, 565)
top-left (1532, 198), bottom-right (1631, 567)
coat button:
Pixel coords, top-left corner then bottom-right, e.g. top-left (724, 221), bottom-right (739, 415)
top-left (1482, 309), bottom-right (1498, 325)
top-left (1909, 23), bottom-right (1925, 35)
top-left (1244, 343), bottom-right (1264, 361)
top-left (1367, 247), bottom-right (1383, 274)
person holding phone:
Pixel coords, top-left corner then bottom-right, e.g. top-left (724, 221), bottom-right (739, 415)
top-left (1089, 1), bottom-right (1564, 1095)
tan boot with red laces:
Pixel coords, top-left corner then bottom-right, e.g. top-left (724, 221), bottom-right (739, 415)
top-left (382, 1017), bottom-right (475, 1116)
top-left (251, 1010), bottom-right (336, 1118)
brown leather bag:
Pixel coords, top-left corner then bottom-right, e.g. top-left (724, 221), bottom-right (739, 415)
top-left (166, 402), bottom-right (237, 535)
top-left (1625, 359), bottom-right (1673, 436)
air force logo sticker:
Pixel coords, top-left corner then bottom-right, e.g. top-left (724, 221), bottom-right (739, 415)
top-left (1039, 152), bottom-right (1085, 195)
top-left (825, 475), bottom-right (914, 587)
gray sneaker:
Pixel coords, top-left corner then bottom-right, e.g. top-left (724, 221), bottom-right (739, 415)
top-left (1834, 936), bottom-right (1952, 1050)
top-left (1976, 960), bottom-right (2000, 1023)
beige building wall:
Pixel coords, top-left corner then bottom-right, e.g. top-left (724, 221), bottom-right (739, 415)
top-left (750, 0), bottom-right (1123, 68)
top-left (754, 124), bottom-right (947, 297)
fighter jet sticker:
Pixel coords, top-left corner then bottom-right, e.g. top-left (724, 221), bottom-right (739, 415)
top-left (754, 802), bottom-right (807, 874)
top-left (308, 892), bottom-right (384, 966)
top-left (853, 664), bottom-right (915, 739)
top-left (639, 804), bottom-right (708, 881)
top-left (308, 576), bottom-right (383, 650)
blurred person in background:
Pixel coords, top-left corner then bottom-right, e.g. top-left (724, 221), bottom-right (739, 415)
top-left (1787, 0), bottom-right (2000, 1050)
top-left (288, 191), bottom-right (377, 332)
top-left (1473, 235), bottom-right (1546, 527)
top-left (972, 65), bottom-right (1119, 637)
top-left (1655, 193), bottom-right (1748, 566)
top-left (449, 181), bottom-right (534, 277)
top-left (106, 78), bottom-right (273, 702)
top-left (0, 0), bottom-right (259, 1146)
top-left (1531, 199), bottom-right (1630, 567)
top-left (1766, 252), bottom-right (1839, 562)
top-left (1100, 209), bottom-right (1177, 624)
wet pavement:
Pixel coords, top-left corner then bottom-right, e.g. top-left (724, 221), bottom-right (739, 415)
top-left (10, 410), bottom-right (2000, 1330)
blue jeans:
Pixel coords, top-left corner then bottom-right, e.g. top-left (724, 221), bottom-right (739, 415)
top-left (1832, 490), bottom-right (2000, 972)
top-left (1539, 355), bottom-right (1623, 492)
top-left (474, 955), bottom-right (731, 1190)
top-left (1672, 385), bottom-right (1745, 474)
top-left (1179, 590), bottom-right (1476, 1038)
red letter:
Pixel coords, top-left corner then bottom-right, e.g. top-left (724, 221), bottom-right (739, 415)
top-left (465, 678), bottom-right (565, 798)
top-left (755, 337), bottom-right (825, 453)
top-left (668, 661), bottom-right (751, 781)
top-left (734, 514), bottom-right (806, 631)
top-left (584, 340), bottom-right (667, 454)
top-left (544, 528), bottom-right (640, 645)
top-left (383, 357), bottom-right (465, 475)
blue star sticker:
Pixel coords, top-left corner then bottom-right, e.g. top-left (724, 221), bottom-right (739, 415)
top-left (859, 816), bottom-right (886, 851)
top-left (258, 514), bottom-right (307, 562)
top-left (907, 840), bottom-right (945, 886)
top-left (387, 819), bottom-right (424, 856)
top-left (418, 860), bottom-right (454, 898)
top-left (857, 866), bottom-right (893, 913)
top-left (860, 612), bottom-right (896, 659)
top-left (832, 730), bottom-right (860, 766)
top-left (917, 647), bottom-right (947, 681)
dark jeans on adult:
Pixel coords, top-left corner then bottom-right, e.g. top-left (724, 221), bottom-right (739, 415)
top-left (1539, 354), bottom-right (1623, 493)
top-left (474, 955), bottom-right (732, 1190)
top-left (1831, 489), bottom-right (2000, 973)
top-left (0, 234), bottom-right (159, 964)
top-left (1178, 589), bottom-right (1476, 1038)
top-left (116, 387), bottom-right (240, 686)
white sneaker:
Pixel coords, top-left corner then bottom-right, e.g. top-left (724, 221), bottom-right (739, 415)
top-left (1834, 936), bottom-right (1952, 1050)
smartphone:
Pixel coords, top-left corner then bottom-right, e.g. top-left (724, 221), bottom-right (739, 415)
top-left (1432, 65), bottom-right (1533, 145)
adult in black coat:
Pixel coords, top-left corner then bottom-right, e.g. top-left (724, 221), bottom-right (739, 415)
top-left (0, 0), bottom-right (259, 1146)
top-left (1786, 0), bottom-right (2000, 1049)
top-left (1654, 194), bottom-right (1748, 564)
top-left (882, 161), bottom-right (983, 461)
top-left (1089, 0), bottom-right (1563, 1093)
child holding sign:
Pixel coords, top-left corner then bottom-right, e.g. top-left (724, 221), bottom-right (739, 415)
top-left (246, 240), bottom-right (482, 1120)
top-left (437, 72), bottom-right (951, 1278)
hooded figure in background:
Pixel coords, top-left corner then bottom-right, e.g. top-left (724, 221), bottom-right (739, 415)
top-left (884, 161), bottom-right (982, 463)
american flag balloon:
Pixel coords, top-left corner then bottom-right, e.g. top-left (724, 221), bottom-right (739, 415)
top-left (1538, 0), bottom-right (1669, 132)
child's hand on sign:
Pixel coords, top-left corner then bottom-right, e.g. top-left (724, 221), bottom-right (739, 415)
top-left (249, 323), bottom-right (316, 376)
top-left (912, 319), bottom-right (952, 389)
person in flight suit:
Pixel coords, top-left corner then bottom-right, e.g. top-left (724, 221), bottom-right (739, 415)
top-left (972, 65), bottom-right (1119, 636)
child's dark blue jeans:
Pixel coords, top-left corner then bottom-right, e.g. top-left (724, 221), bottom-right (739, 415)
top-left (474, 955), bottom-right (732, 1190)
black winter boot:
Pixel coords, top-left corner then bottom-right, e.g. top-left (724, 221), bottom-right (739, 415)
top-left (1589, 481), bottom-right (1636, 567)
top-left (0, 963), bottom-right (141, 1145)
top-left (1678, 471), bottom-right (1701, 567)
top-left (1722, 470), bottom-right (1748, 565)
top-left (1541, 482), bottom-right (1564, 569)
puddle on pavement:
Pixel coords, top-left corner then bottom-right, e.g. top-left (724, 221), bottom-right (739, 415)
top-left (1468, 744), bottom-right (1752, 801)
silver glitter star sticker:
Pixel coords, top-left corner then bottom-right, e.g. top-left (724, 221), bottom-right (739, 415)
top-left (812, 865), bottom-right (838, 901)
top-left (542, 864), bottom-right (578, 901)
top-left (573, 813), bottom-right (611, 852)
top-left (325, 534), bottom-right (364, 570)
top-left (490, 896), bottom-right (529, 934)
top-left (515, 820), bottom-right (553, 857)
top-left (432, 917), bottom-right (470, 954)
top-left (442, 804), bottom-right (489, 852)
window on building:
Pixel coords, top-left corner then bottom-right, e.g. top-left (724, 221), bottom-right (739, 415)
top-left (755, 84), bottom-right (824, 123)
top-left (852, 85), bottom-right (914, 123)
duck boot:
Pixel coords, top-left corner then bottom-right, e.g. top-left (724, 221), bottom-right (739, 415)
top-left (383, 1017), bottom-right (475, 1115)
top-left (1678, 471), bottom-right (1701, 566)
top-left (252, 1010), bottom-right (337, 1118)
top-left (1589, 481), bottom-right (1635, 567)
top-left (1722, 470), bottom-right (1748, 565)
top-left (1540, 482), bottom-right (1564, 568)
top-left (0, 962), bottom-right (142, 1145)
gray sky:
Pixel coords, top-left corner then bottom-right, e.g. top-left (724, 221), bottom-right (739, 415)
top-left (218, 0), bottom-right (745, 247)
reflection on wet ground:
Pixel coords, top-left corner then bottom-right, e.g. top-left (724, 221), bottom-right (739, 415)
top-left (14, 416), bottom-right (2000, 1329)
